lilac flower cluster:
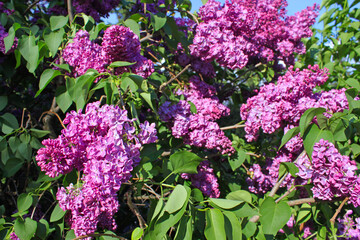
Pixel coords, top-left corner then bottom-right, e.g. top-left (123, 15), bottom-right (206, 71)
top-left (337, 210), bottom-right (360, 239)
top-left (190, 0), bottom-right (318, 70)
top-left (181, 161), bottom-right (220, 198)
top-left (62, 26), bottom-right (154, 78)
top-left (72, 0), bottom-right (120, 22)
top-left (36, 102), bottom-right (157, 237)
top-left (241, 65), bottom-right (332, 142)
top-left (295, 139), bottom-right (360, 206)
top-left (159, 76), bottom-right (234, 154)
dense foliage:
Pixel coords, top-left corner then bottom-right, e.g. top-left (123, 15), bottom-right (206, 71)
top-left (0, 0), bottom-right (360, 239)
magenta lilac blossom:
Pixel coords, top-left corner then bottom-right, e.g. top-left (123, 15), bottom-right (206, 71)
top-left (159, 76), bottom-right (234, 154)
top-left (190, 0), bottom-right (319, 70)
top-left (337, 210), bottom-right (360, 239)
top-left (36, 102), bottom-right (157, 237)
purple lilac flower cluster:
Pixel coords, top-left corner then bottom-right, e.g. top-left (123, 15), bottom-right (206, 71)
top-left (181, 161), bottom-right (220, 198)
top-left (36, 102), bottom-right (157, 237)
top-left (296, 139), bottom-right (360, 206)
top-left (159, 76), bottom-right (234, 154)
top-left (72, 0), bottom-right (120, 22)
top-left (190, 0), bottom-right (318, 70)
top-left (241, 65), bottom-right (331, 142)
top-left (337, 210), bottom-right (360, 239)
top-left (62, 26), bottom-right (154, 78)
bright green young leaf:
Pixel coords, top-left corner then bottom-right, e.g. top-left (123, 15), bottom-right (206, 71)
top-left (131, 227), bottom-right (143, 240)
top-left (174, 215), bottom-right (193, 240)
top-left (210, 198), bottom-right (244, 209)
top-left (36, 69), bottom-right (62, 97)
top-left (226, 190), bottom-right (252, 203)
top-left (50, 204), bottom-right (66, 222)
top-left (202, 0), bottom-right (209, 4)
top-left (164, 185), bottom-right (188, 213)
top-left (259, 198), bottom-right (291, 236)
top-left (299, 108), bottom-right (326, 136)
top-left (14, 218), bottom-right (37, 240)
top-left (279, 127), bottom-right (300, 150)
top-left (223, 211), bottom-right (242, 240)
top-left (125, 19), bottom-right (140, 38)
top-left (44, 28), bottom-right (65, 57)
top-left (204, 208), bottom-right (226, 240)
top-left (0, 96), bottom-right (7, 111)
top-left (18, 35), bottom-right (39, 73)
top-left (169, 151), bottom-right (203, 174)
top-left (17, 193), bottom-right (33, 213)
top-left (140, 92), bottom-right (155, 111)
top-left (50, 16), bottom-right (68, 31)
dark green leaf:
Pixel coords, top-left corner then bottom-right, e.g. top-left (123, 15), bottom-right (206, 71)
top-left (50, 204), bottom-right (66, 222)
top-left (17, 193), bottom-right (33, 213)
top-left (4, 23), bottom-right (21, 53)
top-left (299, 108), bottom-right (326, 136)
top-left (204, 208), bottom-right (226, 240)
top-left (223, 211), bottom-right (242, 240)
top-left (226, 190), bottom-right (252, 203)
top-left (280, 162), bottom-right (299, 177)
top-left (259, 198), bottom-right (291, 236)
top-left (30, 128), bottom-right (50, 138)
top-left (169, 151), bottom-right (203, 174)
top-left (50, 16), bottom-right (68, 31)
top-left (164, 185), bottom-right (188, 213)
top-left (36, 69), bottom-right (62, 97)
top-left (55, 86), bottom-right (72, 113)
top-left (0, 96), bottom-right (7, 111)
top-left (14, 218), bottom-right (37, 240)
top-left (229, 150), bottom-right (247, 171)
top-left (1, 113), bottom-right (19, 134)
top-left (44, 28), bottom-right (65, 57)
top-left (18, 35), bottom-right (39, 73)
top-left (35, 219), bottom-right (49, 240)
top-left (174, 216), bottom-right (192, 240)
top-left (151, 12), bottom-right (167, 31)
top-left (279, 127), bottom-right (299, 150)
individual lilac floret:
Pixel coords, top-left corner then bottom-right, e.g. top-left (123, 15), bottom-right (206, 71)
top-left (159, 76), bottom-right (234, 154)
top-left (337, 210), bottom-right (360, 240)
top-left (181, 161), bottom-right (220, 198)
top-left (36, 102), bottom-right (157, 237)
top-left (190, 0), bottom-right (319, 70)
top-left (241, 65), bottom-right (329, 142)
top-left (62, 26), bottom-right (153, 78)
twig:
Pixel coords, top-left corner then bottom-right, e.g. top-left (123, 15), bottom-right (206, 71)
top-left (24, 0), bottom-right (42, 14)
top-left (73, 233), bottom-right (127, 240)
top-left (330, 197), bottom-right (349, 225)
top-left (287, 198), bottom-right (316, 207)
top-left (140, 33), bottom-right (153, 42)
top-left (275, 187), bottom-right (296, 203)
top-left (220, 124), bottom-right (245, 131)
top-left (147, 51), bottom-right (182, 85)
top-left (20, 108), bottom-right (26, 129)
top-left (67, 0), bottom-right (73, 23)
top-left (159, 64), bottom-right (191, 92)
top-left (186, 11), bottom-right (199, 25)
top-left (246, 152), bottom-right (262, 158)
top-left (125, 190), bottom-right (147, 229)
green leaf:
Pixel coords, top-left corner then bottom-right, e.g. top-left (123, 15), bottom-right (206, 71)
top-left (201, 0), bottom-right (209, 4)
top-left (109, 61), bottom-right (136, 68)
top-left (223, 211), bottom-right (242, 240)
top-left (17, 193), bottom-right (33, 213)
top-left (131, 227), bottom-right (143, 240)
top-left (0, 96), bottom-right (7, 111)
top-left (339, 32), bottom-right (354, 44)
top-left (188, 101), bottom-right (197, 114)
top-left (3, 158), bottom-right (23, 177)
top-left (280, 162), bottom-right (299, 177)
top-left (174, 216), bottom-right (192, 240)
top-left (50, 16), bottom-right (68, 31)
top-left (65, 229), bottom-right (76, 240)
top-left (151, 12), bottom-right (167, 31)
top-left (55, 86), bottom-right (73, 113)
top-left (303, 124), bottom-right (334, 159)
top-left (229, 150), bottom-right (247, 171)
top-left (299, 108), bottom-right (326, 136)
top-left (259, 198), bottom-right (291, 236)
top-left (1, 113), bottom-right (19, 134)
top-left (18, 35), bottom-right (39, 73)
top-left (164, 185), bottom-right (188, 213)
top-left (346, 78), bottom-right (360, 92)
top-left (4, 23), bottom-right (21, 53)
top-left (36, 69), bottom-right (62, 97)
top-left (226, 190), bottom-right (252, 203)
top-left (242, 221), bottom-right (256, 239)
top-left (296, 203), bottom-right (312, 224)
top-left (44, 28), bottom-right (65, 57)
top-left (210, 198), bottom-right (244, 209)
top-left (35, 219), bottom-right (49, 240)
top-left (204, 208), bottom-right (226, 240)
top-left (140, 92), bottom-right (155, 111)
top-left (14, 218), bottom-right (37, 240)
top-left (279, 127), bottom-right (300, 150)
top-left (121, 77), bottom-right (138, 92)
top-left (52, 63), bottom-right (71, 72)
top-left (169, 151), bottom-right (203, 174)
top-left (125, 19), bottom-right (140, 38)
top-left (30, 128), bottom-right (50, 138)
top-left (50, 204), bottom-right (66, 222)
